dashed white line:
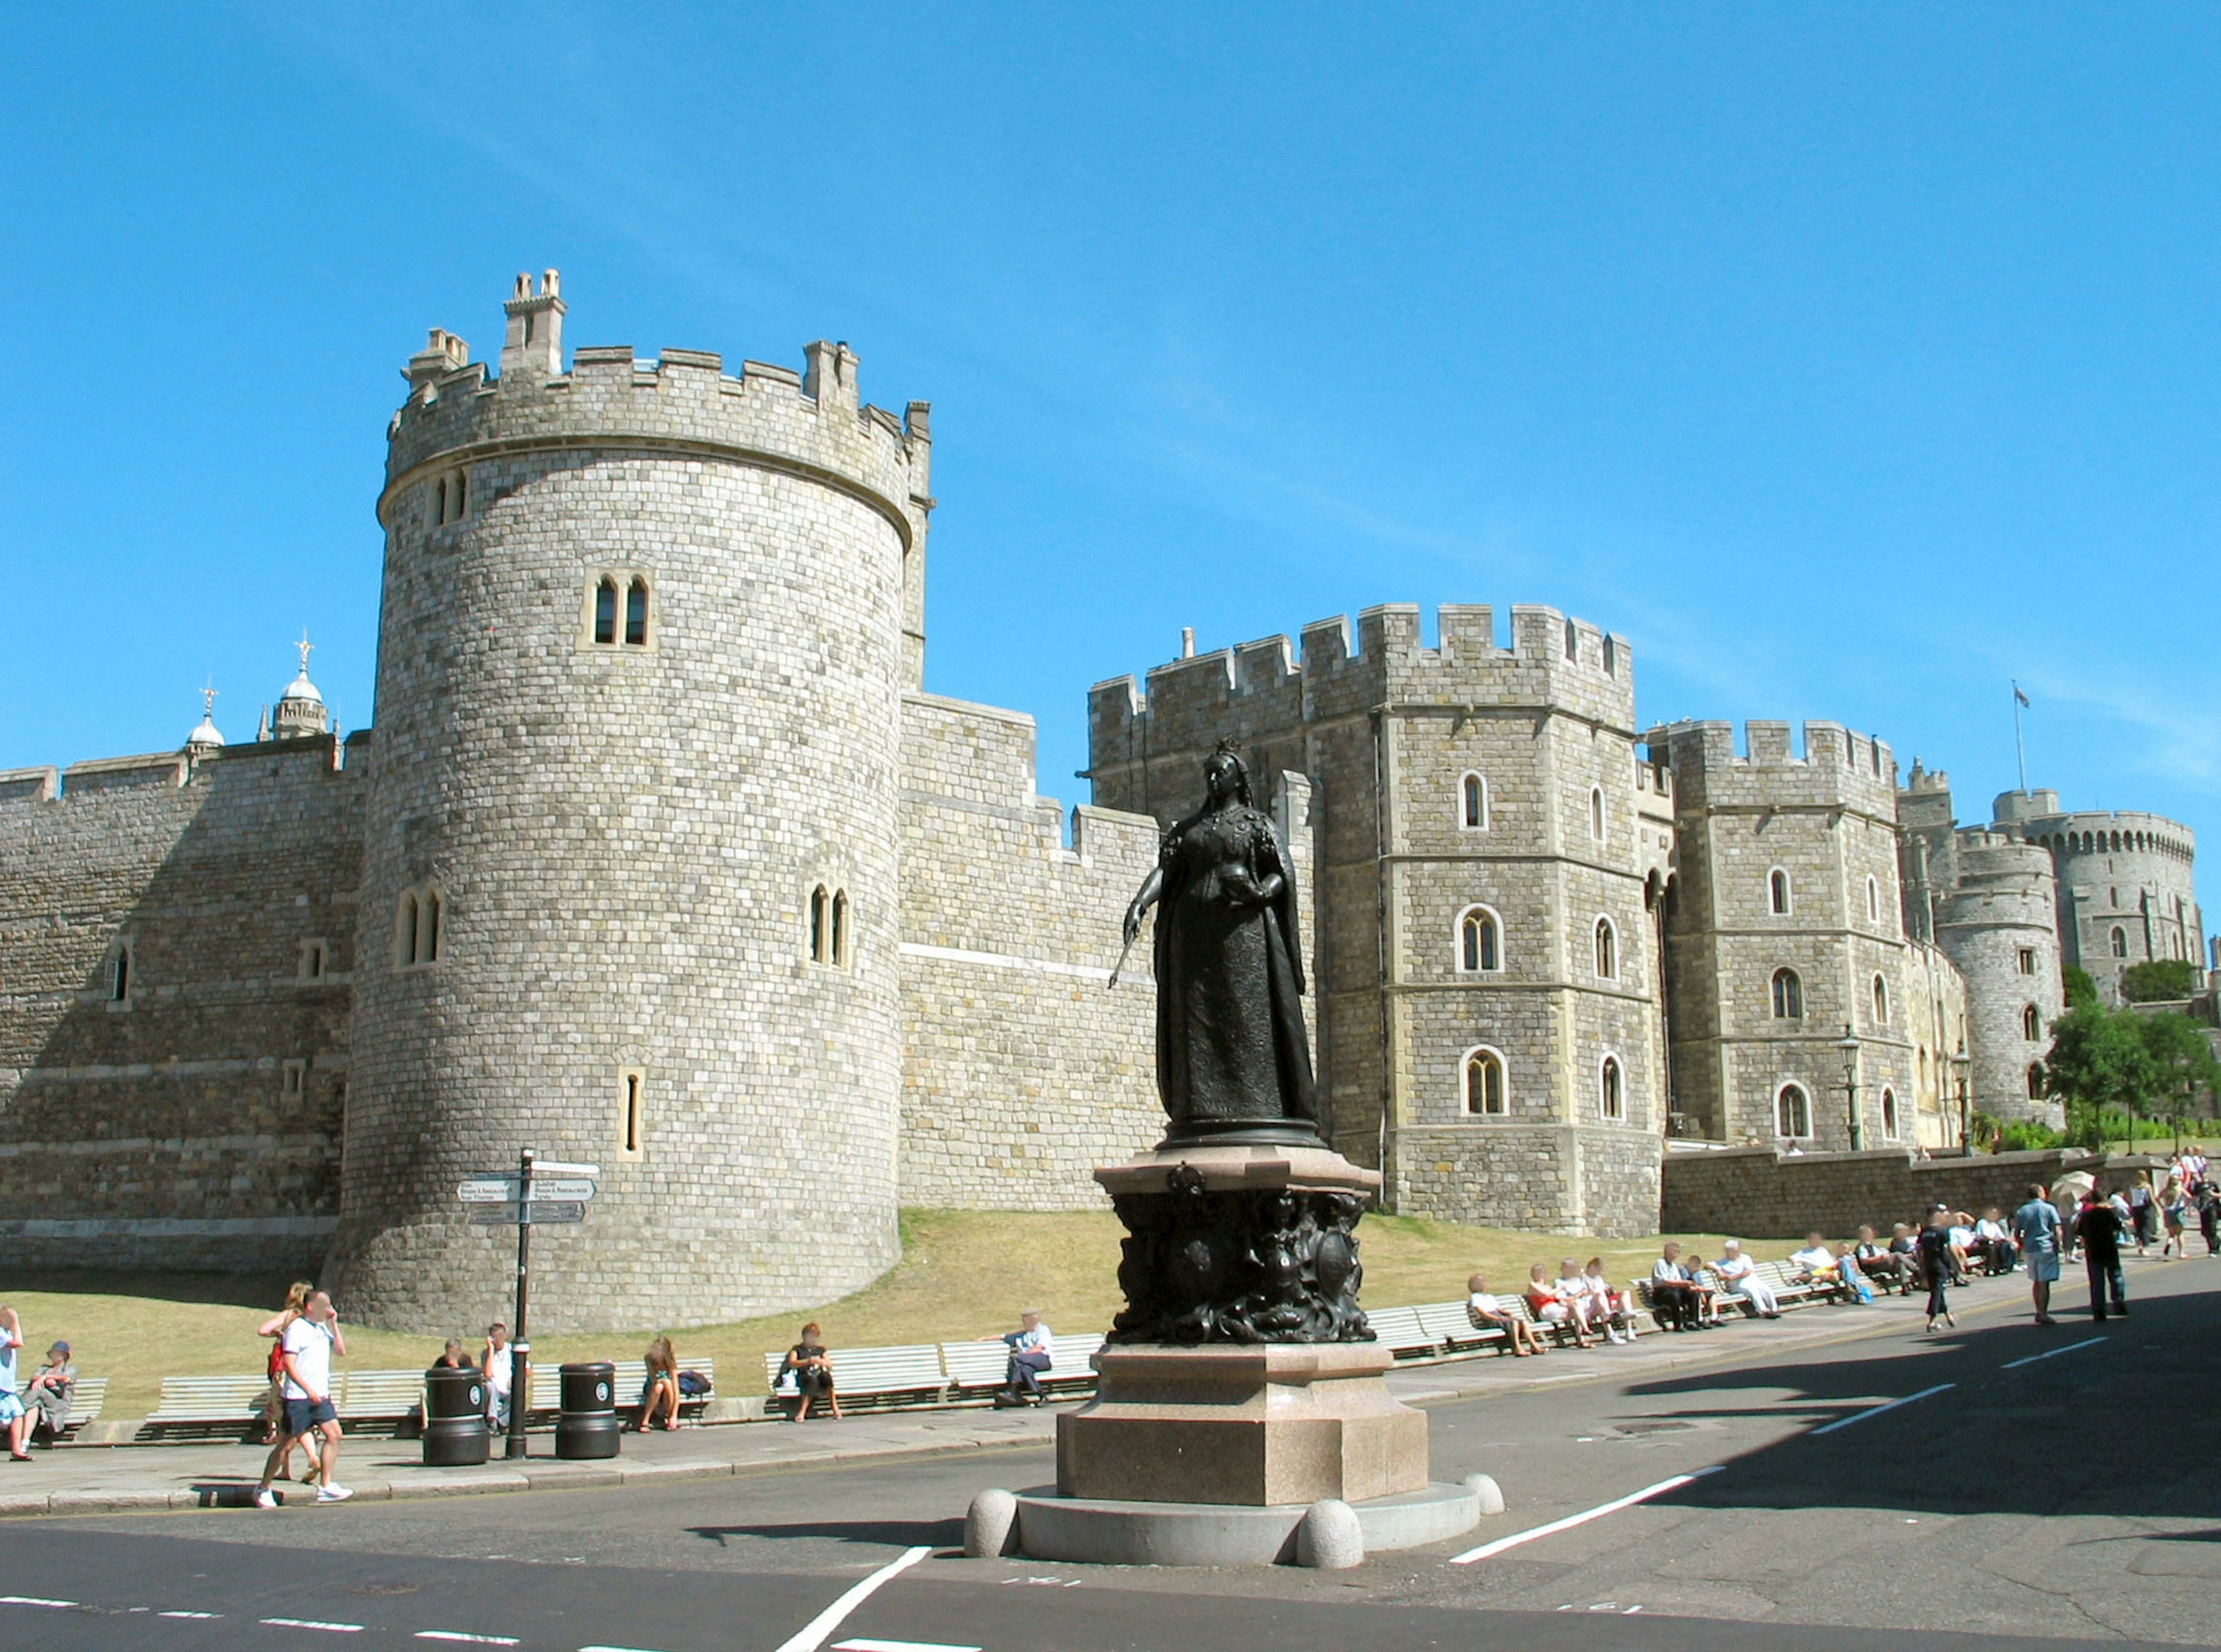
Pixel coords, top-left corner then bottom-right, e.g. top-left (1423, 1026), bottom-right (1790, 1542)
top-left (579, 1644), bottom-right (676, 1651)
top-left (415, 1634), bottom-right (520, 1646)
top-left (0, 1598), bottom-right (77, 1609)
top-left (832, 1640), bottom-right (983, 1652)
top-left (1807, 1381), bottom-right (1956, 1436)
top-left (260, 1618), bottom-right (365, 1633)
top-left (773, 1546), bottom-right (934, 1652)
top-left (161, 1612), bottom-right (224, 1620)
top-left (2002, 1336), bottom-right (2105, 1370)
top-left (1451, 1468), bottom-right (1721, 1563)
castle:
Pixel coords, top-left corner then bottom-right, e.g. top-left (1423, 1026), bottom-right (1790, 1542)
top-left (0, 274), bottom-right (2204, 1332)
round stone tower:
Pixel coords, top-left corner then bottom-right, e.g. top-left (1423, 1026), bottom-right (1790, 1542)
top-left (330, 272), bottom-right (933, 1332)
top-left (1998, 790), bottom-right (2202, 1006)
top-left (1935, 831), bottom-right (2063, 1128)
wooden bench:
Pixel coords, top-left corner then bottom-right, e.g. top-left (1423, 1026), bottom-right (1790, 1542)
top-left (145, 1374), bottom-right (272, 1440)
top-left (763, 1343), bottom-right (945, 1415)
top-left (1416, 1300), bottom-right (1507, 1357)
top-left (1364, 1304), bottom-right (1442, 1361)
top-left (334, 1370), bottom-right (427, 1435)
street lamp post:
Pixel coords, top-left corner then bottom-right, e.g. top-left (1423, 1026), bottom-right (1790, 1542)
top-left (1837, 1023), bottom-right (1864, 1152)
top-left (1953, 1036), bottom-right (1972, 1158)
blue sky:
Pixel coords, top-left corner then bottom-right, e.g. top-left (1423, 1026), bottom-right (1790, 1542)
top-left (3, 6), bottom-right (2216, 919)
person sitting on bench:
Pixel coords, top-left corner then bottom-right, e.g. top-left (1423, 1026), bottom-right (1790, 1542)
top-left (1467, 1272), bottom-right (1545, 1355)
top-left (993, 1309), bottom-right (1053, 1407)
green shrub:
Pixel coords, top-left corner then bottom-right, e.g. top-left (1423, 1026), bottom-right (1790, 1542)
top-left (2121, 959), bottom-right (2199, 1003)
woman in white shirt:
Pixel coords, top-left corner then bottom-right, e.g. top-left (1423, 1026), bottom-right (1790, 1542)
top-left (1578, 1258), bottom-right (1632, 1344)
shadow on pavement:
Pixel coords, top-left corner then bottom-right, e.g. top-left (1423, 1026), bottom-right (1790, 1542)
top-left (685, 1517), bottom-right (964, 1548)
top-left (1624, 1274), bottom-right (2220, 1521)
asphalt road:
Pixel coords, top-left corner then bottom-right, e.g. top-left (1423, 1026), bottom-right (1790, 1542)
top-left (7, 1256), bottom-right (2216, 1652)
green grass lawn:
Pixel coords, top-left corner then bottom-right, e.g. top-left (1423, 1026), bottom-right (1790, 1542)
top-left (0, 1211), bottom-right (1797, 1420)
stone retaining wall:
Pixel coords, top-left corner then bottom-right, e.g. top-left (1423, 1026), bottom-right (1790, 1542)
top-left (1661, 1143), bottom-right (2132, 1238)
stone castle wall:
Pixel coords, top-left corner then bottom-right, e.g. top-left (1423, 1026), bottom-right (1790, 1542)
top-left (0, 738), bottom-right (361, 1271)
top-left (1938, 833), bottom-right (2063, 1127)
top-left (1649, 720), bottom-right (1922, 1153)
top-left (1661, 1143), bottom-right (2126, 1240)
top-left (896, 691), bottom-right (1165, 1206)
top-left (1090, 605), bottom-right (1662, 1235)
top-left (2014, 807), bottom-right (2201, 1003)
top-left (331, 286), bottom-right (932, 1332)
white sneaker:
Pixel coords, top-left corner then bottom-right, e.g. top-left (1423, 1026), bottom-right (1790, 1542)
top-left (253, 1488), bottom-right (278, 1509)
top-left (315, 1483), bottom-right (353, 1503)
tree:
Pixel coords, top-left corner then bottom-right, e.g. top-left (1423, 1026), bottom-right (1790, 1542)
top-left (2120, 959), bottom-right (2199, 1003)
top-left (2063, 965), bottom-right (2099, 1008)
top-left (2131, 1010), bottom-right (2221, 1122)
top-left (2041, 1004), bottom-right (2153, 1117)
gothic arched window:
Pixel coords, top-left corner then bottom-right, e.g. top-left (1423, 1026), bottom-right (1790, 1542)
top-left (1873, 974), bottom-right (1890, 1026)
top-left (1458, 907), bottom-right (1501, 973)
top-left (1599, 1055), bottom-right (1624, 1121)
top-left (1773, 967), bottom-right (1803, 1019)
top-left (1776, 1082), bottom-right (1812, 1139)
top-left (2021, 1003), bottom-right (2042, 1041)
top-left (1464, 1047), bottom-right (1507, 1116)
top-left (594, 578), bottom-right (618, 645)
top-left (1770, 869), bottom-right (1791, 915)
top-left (625, 578), bottom-right (650, 646)
top-left (1460, 773), bottom-right (1487, 831)
top-left (1595, 916), bottom-right (1617, 980)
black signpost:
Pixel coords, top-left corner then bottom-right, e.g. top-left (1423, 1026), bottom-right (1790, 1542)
top-left (455, 1151), bottom-right (599, 1462)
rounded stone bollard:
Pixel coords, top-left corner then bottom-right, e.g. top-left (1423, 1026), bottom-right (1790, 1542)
top-left (1296, 1498), bottom-right (1364, 1569)
top-left (555, 1361), bottom-right (622, 1460)
top-left (422, 1366), bottom-right (490, 1466)
top-left (965, 1487), bottom-right (1020, 1558)
top-left (1464, 1472), bottom-right (1506, 1516)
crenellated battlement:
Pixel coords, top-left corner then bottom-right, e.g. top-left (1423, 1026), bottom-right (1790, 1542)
top-left (381, 275), bottom-right (931, 550)
top-left (1089, 602), bottom-right (1637, 749)
top-left (0, 736), bottom-right (356, 812)
top-left (1642, 718), bottom-right (1899, 814)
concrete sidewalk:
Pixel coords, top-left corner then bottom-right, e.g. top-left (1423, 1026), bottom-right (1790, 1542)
top-left (0, 1262), bottom-right (2071, 1520)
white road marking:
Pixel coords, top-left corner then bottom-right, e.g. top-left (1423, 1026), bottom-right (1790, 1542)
top-left (1, 1598), bottom-right (78, 1609)
top-left (162, 1612), bottom-right (223, 1620)
top-left (261, 1618), bottom-right (365, 1633)
top-left (416, 1634), bottom-right (521, 1646)
top-left (1807, 1382), bottom-right (1956, 1436)
top-left (832, 1640), bottom-right (983, 1652)
top-left (578, 1646), bottom-right (674, 1651)
top-left (1451, 1468), bottom-right (1722, 1563)
top-left (773, 1546), bottom-right (934, 1652)
top-left (2002, 1336), bottom-right (2105, 1369)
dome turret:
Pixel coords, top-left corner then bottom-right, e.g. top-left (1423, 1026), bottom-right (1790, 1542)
top-left (272, 632), bottom-right (330, 740)
top-left (186, 682), bottom-right (224, 757)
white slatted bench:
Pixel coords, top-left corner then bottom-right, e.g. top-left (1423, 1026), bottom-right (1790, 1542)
top-left (335, 1370), bottom-right (427, 1435)
top-left (1364, 1304), bottom-right (1441, 1360)
top-left (763, 1343), bottom-right (946, 1415)
top-left (145, 1374), bottom-right (271, 1440)
top-left (1042, 1333), bottom-right (1105, 1399)
top-left (939, 1339), bottom-right (1016, 1403)
top-left (1414, 1300), bottom-right (1506, 1357)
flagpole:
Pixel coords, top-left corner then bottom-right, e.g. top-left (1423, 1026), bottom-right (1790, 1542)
top-left (2012, 682), bottom-right (2028, 794)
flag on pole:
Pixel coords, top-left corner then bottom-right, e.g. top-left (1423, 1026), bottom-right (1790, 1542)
top-left (2013, 683), bottom-right (2030, 707)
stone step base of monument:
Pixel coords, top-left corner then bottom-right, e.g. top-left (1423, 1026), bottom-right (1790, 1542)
top-left (971, 1476), bottom-right (1499, 1568)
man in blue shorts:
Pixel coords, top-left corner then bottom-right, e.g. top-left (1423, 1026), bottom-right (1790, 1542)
top-left (254, 1291), bottom-right (350, 1506)
top-left (2012, 1182), bottom-right (2065, 1326)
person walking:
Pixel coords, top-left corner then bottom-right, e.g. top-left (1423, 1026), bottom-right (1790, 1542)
top-left (0, 1306), bottom-right (28, 1461)
top-left (2073, 1189), bottom-right (2128, 1321)
top-left (2012, 1182), bottom-right (2065, 1326)
top-left (1916, 1211), bottom-right (1956, 1332)
top-left (2197, 1180), bottom-right (2220, 1258)
top-left (2127, 1173), bottom-right (2154, 1255)
top-left (256, 1282), bottom-right (317, 1485)
top-left (254, 1291), bottom-right (349, 1506)
top-left (2159, 1177), bottom-right (2189, 1258)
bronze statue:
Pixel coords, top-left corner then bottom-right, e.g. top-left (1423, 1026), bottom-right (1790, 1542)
top-left (1123, 742), bottom-right (1319, 1145)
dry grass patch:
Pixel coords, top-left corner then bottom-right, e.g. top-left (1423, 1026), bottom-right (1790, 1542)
top-left (2, 1212), bottom-right (1796, 1420)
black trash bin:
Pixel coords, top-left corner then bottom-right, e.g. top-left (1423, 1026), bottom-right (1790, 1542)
top-left (422, 1366), bottom-right (490, 1466)
top-left (555, 1361), bottom-right (622, 1460)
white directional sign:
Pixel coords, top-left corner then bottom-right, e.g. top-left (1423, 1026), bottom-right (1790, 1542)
top-left (466, 1200), bottom-right (586, 1226)
top-left (457, 1176), bottom-right (597, 1203)
top-left (532, 1160), bottom-right (602, 1178)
